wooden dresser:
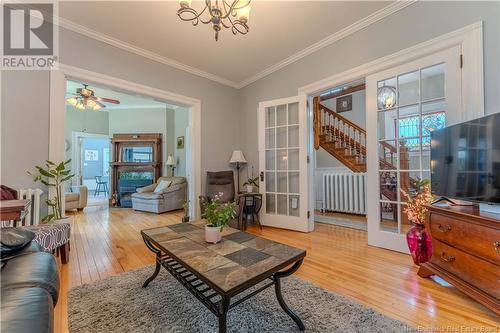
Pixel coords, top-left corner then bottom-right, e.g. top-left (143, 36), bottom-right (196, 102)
top-left (418, 205), bottom-right (500, 315)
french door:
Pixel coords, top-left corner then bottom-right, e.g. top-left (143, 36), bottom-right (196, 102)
top-left (366, 46), bottom-right (462, 252)
top-left (258, 96), bottom-right (310, 232)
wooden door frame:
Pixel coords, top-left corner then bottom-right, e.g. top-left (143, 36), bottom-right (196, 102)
top-left (49, 64), bottom-right (202, 218)
top-left (298, 22), bottom-right (484, 238)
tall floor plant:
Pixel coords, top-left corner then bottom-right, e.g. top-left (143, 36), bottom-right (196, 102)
top-left (28, 159), bottom-right (74, 223)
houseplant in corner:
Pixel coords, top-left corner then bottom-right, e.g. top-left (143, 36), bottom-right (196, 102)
top-left (202, 193), bottom-right (237, 243)
top-left (400, 178), bottom-right (433, 265)
top-left (28, 160), bottom-right (74, 223)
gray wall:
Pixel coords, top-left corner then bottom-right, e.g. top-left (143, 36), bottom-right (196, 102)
top-left (239, 1), bottom-right (500, 170)
top-left (1, 26), bottom-right (241, 191)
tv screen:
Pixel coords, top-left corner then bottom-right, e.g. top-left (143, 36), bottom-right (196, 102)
top-left (431, 112), bottom-right (500, 204)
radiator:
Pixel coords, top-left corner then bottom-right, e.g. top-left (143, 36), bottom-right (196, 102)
top-left (322, 173), bottom-right (367, 215)
top-left (18, 188), bottom-right (43, 226)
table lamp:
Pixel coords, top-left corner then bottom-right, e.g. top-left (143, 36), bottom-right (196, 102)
top-left (166, 155), bottom-right (176, 176)
top-left (229, 150), bottom-right (246, 193)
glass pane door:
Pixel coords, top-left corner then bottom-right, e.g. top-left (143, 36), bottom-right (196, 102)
top-left (259, 96), bottom-right (309, 232)
top-left (366, 46), bottom-right (461, 253)
top-left (377, 63), bottom-right (446, 235)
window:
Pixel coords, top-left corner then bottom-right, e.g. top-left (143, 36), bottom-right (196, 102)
top-left (397, 111), bottom-right (446, 148)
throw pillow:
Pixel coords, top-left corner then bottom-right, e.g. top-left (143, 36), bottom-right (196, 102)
top-left (0, 227), bottom-right (36, 258)
top-left (154, 180), bottom-right (172, 193)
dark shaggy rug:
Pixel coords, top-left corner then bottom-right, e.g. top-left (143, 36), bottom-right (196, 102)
top-left (68, 265), bottom-right (416, 333)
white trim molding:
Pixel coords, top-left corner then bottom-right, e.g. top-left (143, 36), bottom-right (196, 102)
top-left (55, 2), bottom-right (415, 89)
top-left (57, 17), bottom-right (240, 89)
top-left (238, 1), bottom-right (417, 88)
top-left (50, 64), bottom-right (203, 218)
top-left (299, 21), bottom-right (484, 103)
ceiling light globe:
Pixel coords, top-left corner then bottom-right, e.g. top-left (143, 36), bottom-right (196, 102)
top-left (237, 4), bottom-right (250, 22)
top-left (179, 0), bottom-right (191, 8)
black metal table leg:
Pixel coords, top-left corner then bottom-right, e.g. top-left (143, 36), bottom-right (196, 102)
top-left (273, 259), bottom-right (305, 331)
top-left (218, 297), bottom-right (230, 333)
top-left (142, 237), bottom-right (161, 288)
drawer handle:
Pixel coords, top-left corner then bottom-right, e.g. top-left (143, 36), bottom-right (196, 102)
top-left (494, 241), bottom-right (500, 253)
top-left (437, 224), bottom-right (452, 232)
top-left (439, 252), bottom-right (455, 263)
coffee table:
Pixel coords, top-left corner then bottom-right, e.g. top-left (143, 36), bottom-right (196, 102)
top-left (141, 221), bottom-right (306, 333)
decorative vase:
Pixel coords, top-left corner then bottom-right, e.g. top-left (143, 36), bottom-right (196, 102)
top-left (406, 222), bottom-right (433, 265)
top-left (205, 224), bottom-right (221, 243)
top-left (246, 185), bottom-right (253, 193)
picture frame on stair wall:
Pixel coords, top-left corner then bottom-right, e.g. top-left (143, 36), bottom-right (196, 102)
top-left (336, 95), bottom-right (352, 113)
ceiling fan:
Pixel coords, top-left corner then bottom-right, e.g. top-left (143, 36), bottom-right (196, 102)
top-left (66, 84), bottom-right (120, 111)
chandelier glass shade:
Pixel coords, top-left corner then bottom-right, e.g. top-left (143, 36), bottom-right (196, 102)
top-left (177, 0), bottom-right (251, 41)
top-left (67, 96), bottom-right (102, 111)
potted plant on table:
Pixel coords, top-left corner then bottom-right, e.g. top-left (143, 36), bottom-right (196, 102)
top-left (242, 165), bottom-right (259, 193)
top-left (28, 160), bottom-right (74, 223)
top-left (202, 193), bottom-right (237, 243)
top-left (400, 178), bottom-right (433, 265)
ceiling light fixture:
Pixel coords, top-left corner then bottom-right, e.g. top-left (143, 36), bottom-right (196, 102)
top-left (177, 0), bottom-right (251, 41)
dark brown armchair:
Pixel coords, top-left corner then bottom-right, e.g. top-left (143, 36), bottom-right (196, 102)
top-left (199, 171), bottom-right (236, 213)
top-left (199, 171), bottom-right (241, 228)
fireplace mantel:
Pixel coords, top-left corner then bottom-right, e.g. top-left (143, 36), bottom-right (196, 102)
top-left (110, 133), bottom-right (162, 207)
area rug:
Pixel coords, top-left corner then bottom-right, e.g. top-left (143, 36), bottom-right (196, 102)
top-left (68, 265), bottom-right (416, 333)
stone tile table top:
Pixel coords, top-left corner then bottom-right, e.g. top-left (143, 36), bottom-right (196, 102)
top-left (141, 221), bottom-right (306, 296)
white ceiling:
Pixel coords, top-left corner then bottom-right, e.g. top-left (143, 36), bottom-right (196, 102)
top-left (66, 79), bottom-right (172, 110)
top-left (59, 1), bottom-right (394, 86)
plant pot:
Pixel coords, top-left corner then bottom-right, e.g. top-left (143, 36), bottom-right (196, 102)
top-left (205, 224), bottom-right (221, 244)
top-left (246, 185), bottom-right (253, 193)
top-left (406, 222), bottom-right (433, 265)
top-left (182, 216), bottom-right (190, 223)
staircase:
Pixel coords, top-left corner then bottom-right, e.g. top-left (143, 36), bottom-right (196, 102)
top-left (313, 96), bottom-right (411, 203)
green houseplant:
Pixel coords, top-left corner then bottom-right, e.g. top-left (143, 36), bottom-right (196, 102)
top-left (202, 192), bottom-right (237, 243)
top-left (28, 160), bottom-right (74, 223)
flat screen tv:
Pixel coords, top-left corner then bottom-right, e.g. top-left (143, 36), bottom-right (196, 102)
top-left (431, 112), bottom-right (500, 205)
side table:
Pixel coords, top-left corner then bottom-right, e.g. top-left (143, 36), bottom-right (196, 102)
top-left (237, 192), bottom-right (262, 230)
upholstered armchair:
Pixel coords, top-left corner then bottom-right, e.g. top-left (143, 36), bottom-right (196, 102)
top-left (65, 186), bottom-right (88, 211)
top-left (199, 171), bottom-right (242, 228)
top-left (132, 176), bottom-right (187, 214)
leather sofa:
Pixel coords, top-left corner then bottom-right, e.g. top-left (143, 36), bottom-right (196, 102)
top-left (1, 241), bottom-right (59, 333)
top-left (65, 185), bottom-right (88, 211)
top-left (131, 176), bottom-right (187, 213)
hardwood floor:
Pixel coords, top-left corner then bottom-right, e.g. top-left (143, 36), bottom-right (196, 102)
top-left (54, 206), bottom-right (499, 332)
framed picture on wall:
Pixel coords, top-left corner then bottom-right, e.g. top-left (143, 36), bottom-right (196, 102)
top-left (85, 149), bottom-right (99, 161)
top-left (177, 136), bottom-right (185, 149)
top-left (336, 95), bottom-right (352, 113)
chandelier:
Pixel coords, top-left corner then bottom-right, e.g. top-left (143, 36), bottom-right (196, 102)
top-left (177, 0), bottom-right (251, 41)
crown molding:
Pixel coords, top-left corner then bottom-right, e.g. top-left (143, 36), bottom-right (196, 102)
top-left (56, 1), bottom-right (416, 90)
top-left (236, 0), bottom-right (417, 88)
top-left (57, 17), bottom-right (241, 89)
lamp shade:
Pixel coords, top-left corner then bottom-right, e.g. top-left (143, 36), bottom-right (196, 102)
top-left (166, 155), bottom-right (176, 166)
top-left (229, 150), bottom-right (247, 164)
